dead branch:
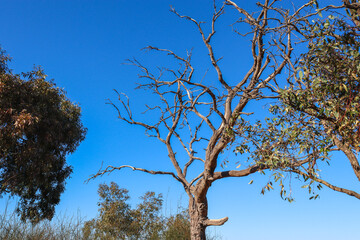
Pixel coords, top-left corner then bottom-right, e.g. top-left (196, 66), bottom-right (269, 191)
top-left (87, 165), bottom-right (182, 184)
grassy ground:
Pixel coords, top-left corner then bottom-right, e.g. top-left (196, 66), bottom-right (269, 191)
top-left (0, 206), bottom-right (84, 240)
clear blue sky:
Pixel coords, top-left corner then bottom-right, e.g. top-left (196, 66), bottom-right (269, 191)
top-left (1, 0), bottom-right (359, 239)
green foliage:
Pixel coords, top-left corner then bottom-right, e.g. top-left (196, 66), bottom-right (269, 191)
top-left (234, 109), bottom-right (330, 202)
top-left (245, 12), bottom-right (360, 200)
top-left (231, 15), bottom-right (360, 200)
top-left (82, 182), bottom-right (166, 239)
top-left (82, 182), bottom-right (138, 239)
top-left (235, 113), bottom-right (330, 169)
top-left (0, 48), bottom-right (86, 223)
top-left (283, 15), bottom-right (360, 150)
top-left (134, 191), bottom-right (164, 239)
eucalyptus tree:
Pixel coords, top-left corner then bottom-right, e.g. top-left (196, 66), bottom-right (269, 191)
top-left (0, 48), bottom-right (86, 223)
top-left (89, 1), bottom-right (352, 239)
top-left (83, 182), bottom-right (163, 240)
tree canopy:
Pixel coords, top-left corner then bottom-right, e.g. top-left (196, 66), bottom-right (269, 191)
top-left (0, 48), bottom-right (86, 223)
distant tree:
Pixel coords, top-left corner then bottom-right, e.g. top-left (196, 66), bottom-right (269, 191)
top-left (83, 182), bottom-right (198, 240)
top-left (82, 182), bottom-right (138, 240)
top-left (133, 191), bottom-right (164, 239)
top-left (0, 48), bottom-right (86, 223)
top-left (89, 1), bottom-right (356, 239)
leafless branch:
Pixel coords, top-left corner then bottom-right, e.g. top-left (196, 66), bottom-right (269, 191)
top-left (87, 165), bottom-right (182, 184)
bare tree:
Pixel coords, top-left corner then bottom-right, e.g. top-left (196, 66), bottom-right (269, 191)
top-left (89, 1), bottom-right (354, 239)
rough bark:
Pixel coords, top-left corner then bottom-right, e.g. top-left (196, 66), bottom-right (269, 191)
top-left (188, 193), bottom-right (229, 240)
top-left (189, 197), bottom-right (208, 240)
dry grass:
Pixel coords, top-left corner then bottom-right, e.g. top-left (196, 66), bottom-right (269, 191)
top-left (0, 205), bottom-right (84, 240)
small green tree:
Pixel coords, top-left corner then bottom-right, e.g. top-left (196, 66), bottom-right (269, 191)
top-left (134, 191), bottom-right (164, 239)
top-left (82, 182), bottom-right (136, 239)
top-left (83, 182), bottom-right (163, 240)
top-left (0, 48), bottom-right (86, 223)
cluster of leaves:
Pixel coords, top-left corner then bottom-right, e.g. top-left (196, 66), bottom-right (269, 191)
top-left (235, 113), bottom-right (330, 169)
top-left (247, 12), bottom-right (360, 200)
top-left (234, 111), bottom-right (330, 201)
top-left (283, 14), bottom-right (360, 150)
top-left (0, 48), bottom-right (86, 223)
top-left (82, 182), bottom-right (192, 240)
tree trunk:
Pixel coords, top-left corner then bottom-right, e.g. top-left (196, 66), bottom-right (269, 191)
top-left (189, 197), bottom-right (208, 240)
